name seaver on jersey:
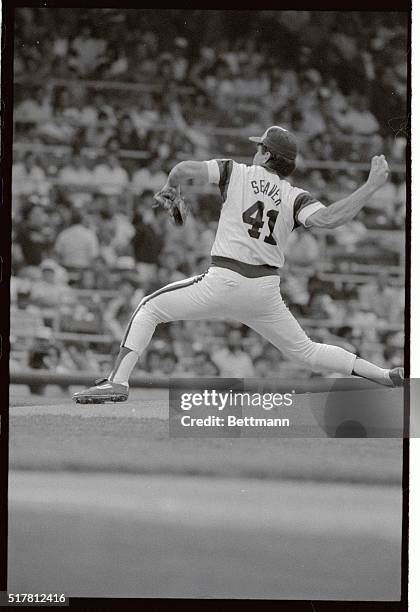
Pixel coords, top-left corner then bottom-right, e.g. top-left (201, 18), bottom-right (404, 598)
top-left (206, 159), bottom-right (325, 268)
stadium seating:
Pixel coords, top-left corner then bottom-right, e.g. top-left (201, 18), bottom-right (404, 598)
top-left (11, 9), bottom-right (406, 379)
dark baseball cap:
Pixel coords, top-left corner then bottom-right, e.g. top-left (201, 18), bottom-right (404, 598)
top-left (249, 126), bottom-right (298, 160)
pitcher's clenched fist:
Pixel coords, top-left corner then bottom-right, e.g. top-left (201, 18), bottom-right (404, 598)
top-left (367, 155), bottom-right (390, 190)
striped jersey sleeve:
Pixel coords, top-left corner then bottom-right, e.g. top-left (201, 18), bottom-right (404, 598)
top-left (206, 159), bottom-right (234, 201)
top-left (293, 191), bottom-right (326, 229)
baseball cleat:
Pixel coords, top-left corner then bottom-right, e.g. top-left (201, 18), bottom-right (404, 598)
top-left (72, 378), bottom-right (129, 404)
top-left (389, 367), bottom-right (404, 387)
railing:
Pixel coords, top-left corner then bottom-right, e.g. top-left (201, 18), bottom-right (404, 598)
top-left (13, 142), bottom-right (150, 161)
top-left (315, 262), bottom-right (404, 275)
top-left (9, 367), bottom-right (387, 392)
top-left (14, 76), bottom-right (196, 95)
top-left (298, 319), bottom-right (402, 332)
top-left (316, 272), bottom-right (404, 286)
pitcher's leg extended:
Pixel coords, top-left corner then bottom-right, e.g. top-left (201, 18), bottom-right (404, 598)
top-left (73, 273), bottom-right (219, 403)
top-left (111, 274), bottom-right (213, 383)
top-left (245, 302), bottom-right (403, 387)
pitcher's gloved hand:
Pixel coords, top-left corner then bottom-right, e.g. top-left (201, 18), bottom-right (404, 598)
top-left (153, 185), bottom-right (189, 226)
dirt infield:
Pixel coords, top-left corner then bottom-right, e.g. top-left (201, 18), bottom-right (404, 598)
top-left (9, 387), bottom-right (403, 483)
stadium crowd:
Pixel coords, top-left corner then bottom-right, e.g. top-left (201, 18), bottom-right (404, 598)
top-left (11, 9), bottom-right (407, 381)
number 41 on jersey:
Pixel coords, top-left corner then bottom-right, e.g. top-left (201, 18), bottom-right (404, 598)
top-left (242, 200), bottom-right (279, 246)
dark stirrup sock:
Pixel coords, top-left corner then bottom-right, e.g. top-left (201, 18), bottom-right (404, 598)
top-left (108, 346), bottom-right (139, 385)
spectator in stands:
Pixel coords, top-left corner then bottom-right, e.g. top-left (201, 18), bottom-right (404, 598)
top-left (157, 254), bottom-right (186, 284)
top-left (286, 229), bottom-right (320, 267)
top-left (94, 208), bottom-right (119, 265)
top-left (79, 255), bottom-right (113, 290)
top-left (333, 326), bottom-right (358, 354)
top-left (335, 91), bottom-right (379, 135)
top-left (84, 108), bottom-right (115, 148)
top-left (191, 349), bottom-right (220, 376)
top-left (60, 341), bottom-right (101, 372)
top-left (303, 133), bottom-right (334, 163)
top-left (54, 88), bottom-right (79, 122)
top-left (97, 43), bottom-right (129, 79)
top-left (358, 339), bottom-right (385, 367)
top-left (104, 194), bottom-right (136, 257)
top-left (30, 258), bottom-right (70, 308)
top-left (168, 92), bottom-right (212, 159)
top-left (13, 152), bottom-right (50, 198)
top-left (49, 193), bottom-right (74, 233)
top-left (160, 351), bottom-right (180, 376)
top-left (358, 272), bottom-right (404, 324)
top-left (109, 113), bottom-right (143, 150)
top-left (58, 152), bottom-right (95, 189)
top-left (132, 157), bottom-right (168, 195)
top-left (54, 208), bottom-right (99, 270)
top-left (11, 226), bottom-right (25, 274)
top-left (295, 74), bottom-right (327, 137)
top-left (208, 60), bottom-right (235, 100)
top-left (323, 77), bottom-right (348, 115)
top-left (212, 329), bottom-right (255, 377)
top-left (189, 45), bottom-right (216, 89)
top-left (132, 192), bottom-right (165, 264)
top-left (331, 217), bottom-right (368, 256)
top-left (345, 299), bottom-right (379, 342)
top-left (15, 200), bottom-right (55, 266)
top-left (70, 23), bottom-right (107, 77)
top-left (307, 293), bottom-right (343, 321)
top-left (143, 348), bottom-right (162, 375)
top-left (281, 273), bottom-right (311, 317)
top-left (28, 337), bottom-right (61, 381)
top-left (186, 90), bottom-right (212, 126)
top-left (269, 66), bottom-right (299, 110)
top-left (172, 37), bottom-right (190, 83)
top-left (253, 355), bottom-right (274, 378)
top-left (92, 94), bottom-right (118, 125)
top-left (72, 91), bottom-right (100, 127)
top-left (130, 93), bottom-right (161, 131)
top-left (127, 39), bottom-right (159, 81)
top-left (14, 87), bottom-right (52, 123)
top-left (157, 55), bottom-right (175, 83)
top-left (384, 345), bottom-right (404, 369)
top-left (103, 276), bottom-right (140, 341)
top-left (92, 152), bottom-right (129, 195)
top-left (94, 204), bottom-right (134, 265)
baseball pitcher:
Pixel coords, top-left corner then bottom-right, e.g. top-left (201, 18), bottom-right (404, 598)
top-left (73, 126), bottom-right (403, 403)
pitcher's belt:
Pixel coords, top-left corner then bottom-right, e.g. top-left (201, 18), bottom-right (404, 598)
top-left (210, 256), bottom-right (280, 278)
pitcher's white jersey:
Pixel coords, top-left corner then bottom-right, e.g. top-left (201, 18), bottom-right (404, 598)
top-left (206, 159), bottom-right (325, 268)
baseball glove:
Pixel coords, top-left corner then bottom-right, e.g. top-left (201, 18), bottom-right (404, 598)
top-left (153, 186), bottom-right (189, 226)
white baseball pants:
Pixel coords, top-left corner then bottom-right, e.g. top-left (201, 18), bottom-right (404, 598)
top-left (121, 266), bottom-right (357, 375)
